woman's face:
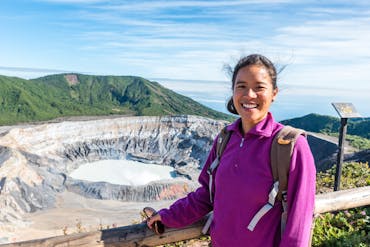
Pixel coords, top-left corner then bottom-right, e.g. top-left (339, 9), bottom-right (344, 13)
top-left (232, 65), bottom-right (278, 130)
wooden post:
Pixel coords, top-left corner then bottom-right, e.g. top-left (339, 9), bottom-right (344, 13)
top-left (0, 218), bottom-right (207, 247)
top-left (314, 186), bottom-right (370, 214)
top-left (1, 186), bottom-right (370, 247)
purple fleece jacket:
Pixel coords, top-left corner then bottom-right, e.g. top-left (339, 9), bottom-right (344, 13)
top-left (159, 113), bottom-right (316, 247)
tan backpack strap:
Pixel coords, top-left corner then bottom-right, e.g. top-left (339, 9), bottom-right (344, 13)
top-left (271, 125), bottom-right (306, 201)
top-left (217, 127), bottom-right (231, 157)
top-left (247, 126), bottom-right (306, 234)
top-left (270, 125), bottom-right (306, 236)
top-left (203, 126), bottom-right (231, 234)
top-left (207, 126), bottom-right (231, 204)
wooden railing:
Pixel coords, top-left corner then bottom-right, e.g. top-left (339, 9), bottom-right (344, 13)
top-left (2, 186), bottom-right (370, 247)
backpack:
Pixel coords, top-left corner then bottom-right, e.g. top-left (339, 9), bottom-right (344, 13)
top-left (202, 125), bottom-right (306, 235)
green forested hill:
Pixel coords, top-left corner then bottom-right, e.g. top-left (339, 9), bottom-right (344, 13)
top-left (0, 74), bottom-right (233, 125)
top-left (281, 113), bottom-right (370, 139)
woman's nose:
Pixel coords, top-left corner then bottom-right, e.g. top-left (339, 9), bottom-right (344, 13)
top-left (244, 88), bottom-right (257, 98)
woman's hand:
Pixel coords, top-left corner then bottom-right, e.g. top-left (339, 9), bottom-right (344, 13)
top-left (142, 207), bottom-right (165, 234)
top-left (146, 213), bottom-right (162, 229)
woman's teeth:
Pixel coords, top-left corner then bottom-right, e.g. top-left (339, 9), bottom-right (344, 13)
top-left (242, 103), bottom-right (257, 109)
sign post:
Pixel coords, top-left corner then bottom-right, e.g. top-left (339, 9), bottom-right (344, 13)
top-left (331, 103), bottom-right (361, 191)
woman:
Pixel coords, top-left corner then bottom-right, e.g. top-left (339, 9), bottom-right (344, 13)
top-left (147, 54), bottom-right (316, 246)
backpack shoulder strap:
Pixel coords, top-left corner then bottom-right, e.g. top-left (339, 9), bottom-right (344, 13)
top-left (270, 125), bottom-right (306, 235)
top-left (203, 126), bottom-right (232, 234)
top-left (207, 126), bottom-right (231, 203)
top-left (270, 125), bottom-right (306, 201)
top-left (208, 126), bottom-right (231, 174)
top-left (216, 126), bottom-right (232, 158)
top-left (248, 125), bottom-right (306, 232)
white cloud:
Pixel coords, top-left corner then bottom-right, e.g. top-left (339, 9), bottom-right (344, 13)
top-left (0, 66), bottom-right (78, 79)
top-left (3, 0), bottom-right (370, 94)
top-left (99, 0), bottom-right (293, 11)
top-left (273, 16), bottom-right (370, 62)
top-left (156, 79), bottom-right (229, 93)
top-left (37, 0), bottom-right (107, 3)
top-left (0, 66), bottom-right (69, 73)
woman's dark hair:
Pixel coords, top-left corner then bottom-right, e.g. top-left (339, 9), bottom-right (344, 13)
top-left (226, 54), bottom-right (277, 115)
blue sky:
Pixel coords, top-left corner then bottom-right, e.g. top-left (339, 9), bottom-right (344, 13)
top-left (0, 0), bottom-right (369, 119)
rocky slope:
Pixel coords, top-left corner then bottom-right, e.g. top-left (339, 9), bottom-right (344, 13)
top-left (0, 114), bottom-right (362, 230)
top-left (0, 115), bottom-right (227, 227)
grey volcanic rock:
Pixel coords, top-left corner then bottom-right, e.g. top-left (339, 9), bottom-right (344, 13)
top-left (0, 114), bottom-right (363, 227)
top-left (65, 178), bottom-right (198, 201)
top-left (0, 115), bottom-right (227, 225)
top-left (57, 115), bottom-right (226, 177)
top-left (306, 132), bottom-right (365, 172)
top-left (344, 149), bottom-right (370, 164)
top-left (306, 133), bottom-right (338, 171)
top-left (0, 149), bottom-right (68, 227)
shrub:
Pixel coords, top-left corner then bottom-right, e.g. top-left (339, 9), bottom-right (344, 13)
top-left (313, 162), bottom-right (370, 246)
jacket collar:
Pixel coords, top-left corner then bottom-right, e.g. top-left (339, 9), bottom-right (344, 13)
top-left (227, 112), bottom-right (276, 138)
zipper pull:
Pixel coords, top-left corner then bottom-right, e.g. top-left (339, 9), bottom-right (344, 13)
top-left (240, 137), bottom-right (244, 147)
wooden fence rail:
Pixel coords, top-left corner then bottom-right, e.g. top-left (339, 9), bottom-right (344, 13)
top-left (2, 186), bottom-right (370, 247)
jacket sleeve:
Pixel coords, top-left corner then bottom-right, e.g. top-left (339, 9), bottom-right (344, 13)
top-left (158, 136), bottom-right (218, 228)
top-left (280, 135), bottom-right (316, 247)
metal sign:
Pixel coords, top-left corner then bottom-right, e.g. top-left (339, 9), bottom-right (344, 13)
top-left (332, 103), bottom-right (362, 118)
top-left (331, 102), bottom-right (361, 191)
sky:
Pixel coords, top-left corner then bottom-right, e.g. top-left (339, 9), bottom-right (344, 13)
top-left (0, 0), bottom-right (369, 120)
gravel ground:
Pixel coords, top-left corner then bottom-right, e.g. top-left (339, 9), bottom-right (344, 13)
top-left (1, 191), bottom-right (175, 244)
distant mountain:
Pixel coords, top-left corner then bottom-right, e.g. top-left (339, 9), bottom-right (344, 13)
top-left (281, 113), bottom-right (370, 139)
top-left (0, 74), bottom-right (233, 125)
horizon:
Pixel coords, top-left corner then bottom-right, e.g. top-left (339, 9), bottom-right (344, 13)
top-left (155, 77), bottom-right (369, 121)
top-left (0, 71), bottom-right (368, 122)
top-left (1, 0), bottom-right (369, 120)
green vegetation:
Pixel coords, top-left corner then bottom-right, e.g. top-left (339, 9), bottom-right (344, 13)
top-left (158, 236), bottom-right (211, 247)
top-left (316, 162), bottom-right (370, 193)
top-left (313, 162), bottom-right (370, 246)
top-left (0, 74), bottom-right (234, 125)
top-left (281, 113), bottom-right (370, 139)
top-left (320, 132), bottom-right (370, 151)
top-left (335, 134), bottom-right (370, 151)
top-left (313, 208), bottom-right (369, 247)
top-left (281, 113), bottom-right (370, 151)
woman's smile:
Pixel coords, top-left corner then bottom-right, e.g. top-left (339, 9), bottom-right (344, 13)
top-left (241, 103), bottom-right (258, 110)
top-left (232, 65), bottom-right (277, 133)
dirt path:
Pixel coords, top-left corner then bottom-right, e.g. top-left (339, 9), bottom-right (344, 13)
top-left (1, 191), bottom-right (175, 244)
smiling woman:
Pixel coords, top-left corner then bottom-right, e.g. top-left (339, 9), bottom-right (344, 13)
top-left (145, 54), bottom-right (316, 247)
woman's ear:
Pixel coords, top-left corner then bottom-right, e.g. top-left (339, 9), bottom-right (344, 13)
top-left (272, 87), bottom-right (278, 102)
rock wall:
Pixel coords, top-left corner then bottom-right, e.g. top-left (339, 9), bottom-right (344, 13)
top-left (0, 115), bottom-right (227, 224)
top-left (307, 134), bottom-right (338, 171)
top-left (0, 114), bottom-right (361, 226)
top-left (306, 132), bottom-right (364, 172)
